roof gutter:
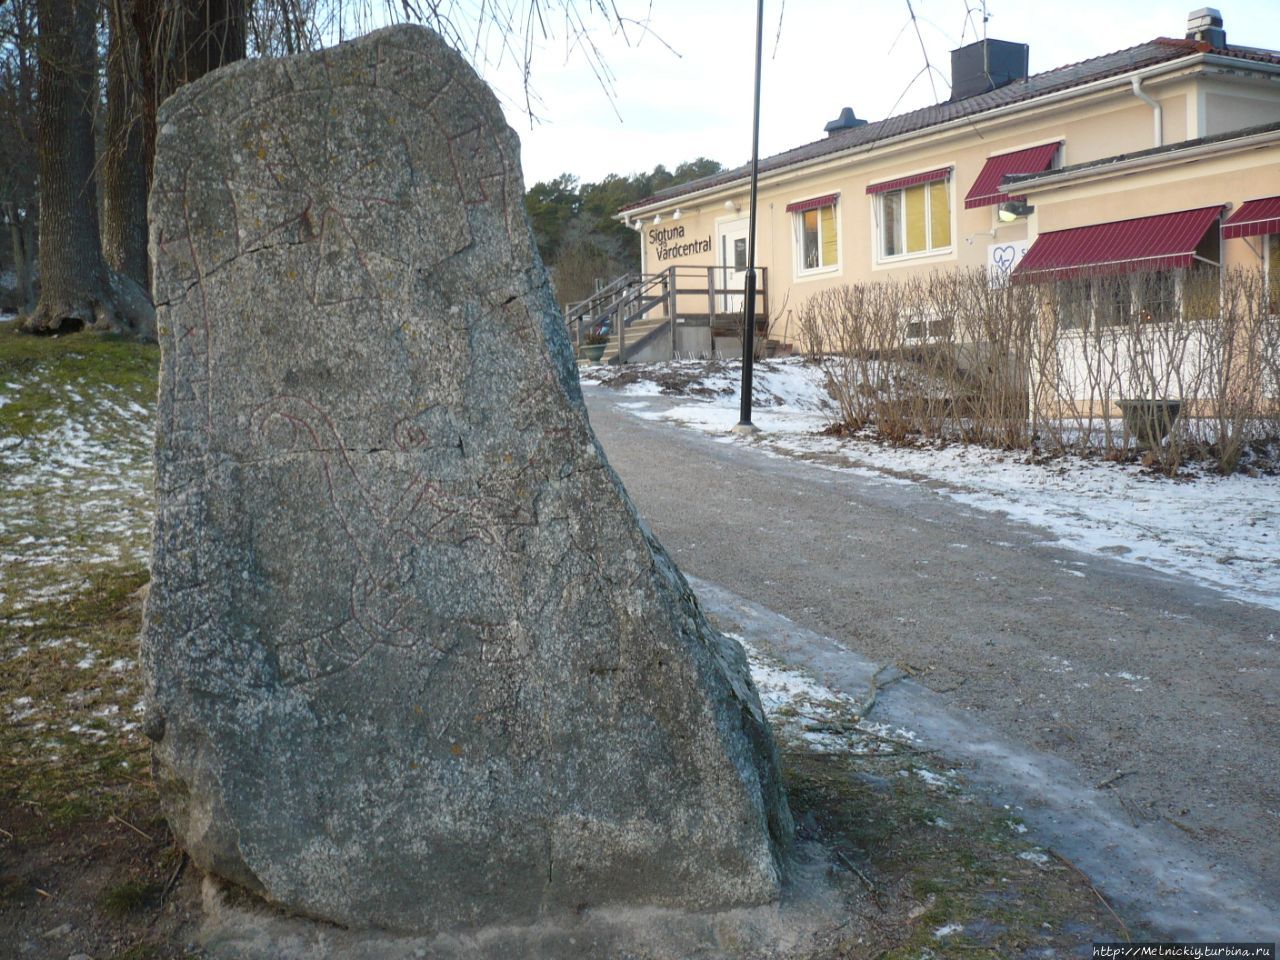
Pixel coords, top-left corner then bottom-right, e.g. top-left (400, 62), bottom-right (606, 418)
top-left (1008, 126), bottom-right (1280, 192)
top-left (617, 51), bottom-right (1252, 221)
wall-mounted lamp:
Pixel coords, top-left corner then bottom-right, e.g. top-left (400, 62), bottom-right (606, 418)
top-left (652, 213), bottom-right (662, 225)
top-left (673, 208), bottom-right (682, 220)
top-left (633, 220), bottom-right (643, 231)
top-left (724, 199), bottom-right (739, 213)
top-left (998, 199), bottom-right (1034, 223)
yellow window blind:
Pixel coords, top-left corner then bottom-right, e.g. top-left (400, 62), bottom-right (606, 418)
top-left (929, 179), bottom-right (951, 249)
top-left (1269, 235), bottom-right (1280, 313)
top-left (820, 204), bottom-right (837, 267)
top-left (905, 185), bottom-right (927, 253)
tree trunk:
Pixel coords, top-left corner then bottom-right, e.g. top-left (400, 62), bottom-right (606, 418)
top-left (23, 0), bottom-right (154, 338)
top-left (179, 0), bottom-right (246, 82)
top-left (97, 0), bottom-right (247, 310)
top-left (6, 204), bottom-right (36, 312)
top-left (102, 0), bottom-right (150, 293)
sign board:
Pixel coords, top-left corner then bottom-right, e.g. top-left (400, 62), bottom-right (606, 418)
top-left (987, 239), bottom-right (1032, 285)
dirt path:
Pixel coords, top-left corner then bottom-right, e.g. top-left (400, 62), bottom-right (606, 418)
top-left (585, 387), bottom-right (1280, 940)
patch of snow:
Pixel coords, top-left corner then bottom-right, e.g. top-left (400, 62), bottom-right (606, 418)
top-left (915, 768), bottom-right (957, 789)
top-left (1112, 671), bottom-right (1150, 682)
top-left (729, 631), bottom-right (922, 756)
top-left (934, 923), bottom-right (963, 938)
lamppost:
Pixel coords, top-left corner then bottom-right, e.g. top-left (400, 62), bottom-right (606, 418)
top-left (733, 0), bottom-right (765, 436)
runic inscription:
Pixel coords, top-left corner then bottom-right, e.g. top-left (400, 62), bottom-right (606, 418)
top-left (142, 24), bottom-right (792, 936)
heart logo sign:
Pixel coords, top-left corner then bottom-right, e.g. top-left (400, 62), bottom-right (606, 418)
top-left (992, 244), bottom-right (1018, 272)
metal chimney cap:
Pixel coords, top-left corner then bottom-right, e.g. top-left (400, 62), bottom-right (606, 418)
top-left (1187, 7), bottom-right (1223, 30)
top-left (824, 107), bottom-right (868, 135)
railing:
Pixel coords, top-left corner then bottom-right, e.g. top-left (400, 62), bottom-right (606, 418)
top-left (566, 265), bottom-right (769, 363)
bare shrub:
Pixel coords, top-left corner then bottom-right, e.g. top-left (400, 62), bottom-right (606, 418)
top-left (798, 269), bottom-right (1035, 447)
top-left (799, 266), bottom-right (1280, 474)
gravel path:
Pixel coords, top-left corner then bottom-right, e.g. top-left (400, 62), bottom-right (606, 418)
top-left (585, 386), bottom-right (1280, 940)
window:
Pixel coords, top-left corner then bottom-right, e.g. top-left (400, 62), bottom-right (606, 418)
top-left (878, 177), bottom-right (952, 259)
top-left (1054, 268), bottom-right (1218, 333)
top-left (793, 200), bottom-right (838, 273)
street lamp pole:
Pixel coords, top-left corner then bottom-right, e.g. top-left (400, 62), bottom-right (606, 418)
top-left (734, 0), bottom-right (765, 435)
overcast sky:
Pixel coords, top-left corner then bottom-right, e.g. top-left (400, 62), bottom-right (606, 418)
top-left (474, 1), bottom-right (1280, 186)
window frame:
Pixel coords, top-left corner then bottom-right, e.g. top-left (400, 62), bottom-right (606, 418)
top-left (1054, 266), bottom-right (1220, 335)
top-left (873, 174), bottom-right (954, 264)
top-left (790, 198), bottom-right (841, 279)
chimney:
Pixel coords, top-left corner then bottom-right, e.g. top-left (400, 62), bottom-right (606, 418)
top-left (949, 38), bottom-right (1030, 102)
top-left (1186, 8), bottom-right (1226, 48)
top-left (824, 107), bottom-right (868, 137)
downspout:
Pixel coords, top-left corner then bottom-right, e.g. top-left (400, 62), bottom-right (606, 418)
top-left (1130, 76), bottom-right (1163, 147)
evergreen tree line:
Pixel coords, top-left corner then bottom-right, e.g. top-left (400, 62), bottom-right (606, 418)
top-left (524, 157), bottom-right (722, 307)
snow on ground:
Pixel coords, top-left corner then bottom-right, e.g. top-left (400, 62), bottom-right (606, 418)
top-left (581, 358), bottom-right (1280, 612)
top-left (734, 632), bottom-right (935, 762)
top-left (0, 374), bottom-right (152, 609)
top-left (1, 337), bottom-right (154, 750)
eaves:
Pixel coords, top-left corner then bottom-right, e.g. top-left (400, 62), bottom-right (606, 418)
top-left (1009, 125), bottom-right (1280, 194)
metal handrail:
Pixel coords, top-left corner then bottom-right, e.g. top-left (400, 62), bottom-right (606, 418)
top-left (567, 265), bottom-right (769, 361)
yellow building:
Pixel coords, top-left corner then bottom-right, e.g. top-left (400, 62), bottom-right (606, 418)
top-left (586, 9), bottom-right (1280, 363)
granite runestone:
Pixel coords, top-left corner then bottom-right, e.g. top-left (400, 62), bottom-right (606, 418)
top-left (142, 23), bottom-right (793, 934)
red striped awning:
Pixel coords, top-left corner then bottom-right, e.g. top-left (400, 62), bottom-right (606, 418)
top-left (1222, 196), bottom-right (1280, 240)
top-left (865, 167), bottom-right (951, 195)
top-left (964, 142), bottom-right (1061, 209)
top-left (1011, 206), bottom-right (1224, 282)
top-left (785, 193), bottom-right (839, 214)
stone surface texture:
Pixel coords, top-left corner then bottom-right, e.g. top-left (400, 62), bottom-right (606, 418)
top-left (143, 24), bottom-right (791, 934)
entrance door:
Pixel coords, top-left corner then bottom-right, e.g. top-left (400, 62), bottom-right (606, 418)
top-left (717, 218), bottom-right (750, 314)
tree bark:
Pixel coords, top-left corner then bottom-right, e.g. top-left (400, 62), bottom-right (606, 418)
top-left (102, 0), bottom-right (150, 293)
top-left (96, 0), bottom-right (248, 310)
top-left (23, 0), bottom-right (153, 338)
top-left (5, 203), bottom-right (36, 311)
top-left (179, 0), bottom-right (246, 83)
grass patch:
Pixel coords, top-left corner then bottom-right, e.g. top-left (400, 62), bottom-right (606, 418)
top-left (0, 320), bottom-right (159, 437)
top-left (776, 718), bottom-right (1133, 957)
top-left (0, 563), bottom-right (153, 832)
top-left (101, 880), bottom-right (164, 918)
top-left (1, 320), bottom-right (159, 838)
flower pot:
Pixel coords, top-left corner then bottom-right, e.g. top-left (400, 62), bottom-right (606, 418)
top-left (1117, 398), bottom-right (1182, 448)
top-left (581, 342), bottom-right (607, 362)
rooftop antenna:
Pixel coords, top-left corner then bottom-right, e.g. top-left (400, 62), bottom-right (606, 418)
top-left (960, 0), bottom-right (990, 43)
top-left (905, 1), bottom-right (941, 102)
